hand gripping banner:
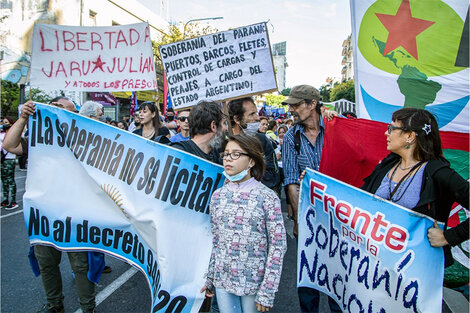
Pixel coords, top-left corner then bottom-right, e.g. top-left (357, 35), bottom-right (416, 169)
top-left (298, 169), bottom-right (445, 313)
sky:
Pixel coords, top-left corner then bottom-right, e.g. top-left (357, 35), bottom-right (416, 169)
top-left (139, 0), bottom-right (352, 89)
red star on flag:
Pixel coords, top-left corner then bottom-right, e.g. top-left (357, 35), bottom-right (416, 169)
top-left (91, 55), bottom-right (106, 73)
top-left (376, 0), bottom-right (434, 60)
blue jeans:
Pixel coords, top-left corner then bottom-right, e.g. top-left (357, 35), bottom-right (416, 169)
top-left (298, 287), bottom-right (342, 313)
top-left (215, 288), bottom-right (257, 313)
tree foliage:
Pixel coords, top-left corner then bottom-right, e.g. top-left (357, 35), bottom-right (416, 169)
top-left (26, 88), bottom-right (53, 104)
top-left (1, 81), bottom-right (20, 117)
top-left (264, 93), bottom-right (286, 108)
top-left (330, 80), bottom-right (355, 102)
top-left (280, 88), bottom-right (291, 96)
top-left (319, 84), bottom-right (332, 102)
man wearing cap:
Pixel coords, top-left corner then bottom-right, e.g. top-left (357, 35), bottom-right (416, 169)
top-left (282, 85), bottom-right (341, 313)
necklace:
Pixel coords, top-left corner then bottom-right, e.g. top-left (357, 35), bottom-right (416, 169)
top-left (388, 161), bottom-right (423, 202)
top-left (143, 129), bottom-right (155, 139)
top-left (398, 161), bottom-right (419, 170)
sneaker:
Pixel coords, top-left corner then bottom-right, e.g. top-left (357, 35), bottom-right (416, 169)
top-left (0, 200), bottom-right (8, 208)
top-left (37, 304), bottom-right (65, 313)
top-left (102, 265), bottom-right (112, 273)
top-left (5, 202), bottom-right (18, 210)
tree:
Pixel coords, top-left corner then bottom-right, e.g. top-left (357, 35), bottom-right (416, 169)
top-left (1, 81), bottom-right (20, 117)
top-left (264, 94), bottom-right (286, 107)
top-left (329, 80), bottom-right (355, 102)
top-left (26, 88), bottom-right (53, 104)
top-left (319, 84), bottom-right (331, 102)
top-left (280, 88), bottom-right (291, 96)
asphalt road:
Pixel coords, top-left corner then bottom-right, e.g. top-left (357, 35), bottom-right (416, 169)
top-left (1, 168), bottom-right (317, 313)
top-left (2, 168), bottom-right (465, 313)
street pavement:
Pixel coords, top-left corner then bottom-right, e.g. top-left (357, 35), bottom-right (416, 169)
top-left (1, 168), bottom-right (467, 312)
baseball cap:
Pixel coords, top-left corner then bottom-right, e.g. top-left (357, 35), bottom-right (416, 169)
top-left (282, 85), bottom-right (321, 105)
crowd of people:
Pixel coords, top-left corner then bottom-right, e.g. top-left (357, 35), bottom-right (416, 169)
top-left (0, 84), bottom-right (468, 313)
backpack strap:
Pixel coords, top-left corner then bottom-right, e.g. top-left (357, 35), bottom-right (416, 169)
top-left (294, 130), bottom-right (301, 155)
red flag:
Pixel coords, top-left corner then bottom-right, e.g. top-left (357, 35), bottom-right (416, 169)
top-left (319, 117), bottom-right (469, 188)
top-left (163, 71), bottom-right (168, 115)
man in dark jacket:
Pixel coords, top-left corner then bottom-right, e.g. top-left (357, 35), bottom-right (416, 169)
top-left (171, 101), bottom-right (226, 165)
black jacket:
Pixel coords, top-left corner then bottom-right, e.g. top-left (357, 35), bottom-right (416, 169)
top-left (255, 133), bottom-right (281, 190)
top-left (362, 153), bottom-right (469, 267)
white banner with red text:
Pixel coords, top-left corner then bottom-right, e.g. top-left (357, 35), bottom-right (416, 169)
top-left (30, 23), bottom-right (156, 91)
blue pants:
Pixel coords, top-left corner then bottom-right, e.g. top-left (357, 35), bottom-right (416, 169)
top-left (215, 288), bottom-right (257, 313)
top-left (298, 287), bottom-right (342, 313)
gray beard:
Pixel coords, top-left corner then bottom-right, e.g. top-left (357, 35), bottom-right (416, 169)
top-left (209, 129), bottom-right (224, 149)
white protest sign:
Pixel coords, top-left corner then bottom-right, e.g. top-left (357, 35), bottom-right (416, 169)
top-left (30, 23), bottom-right (156, 91)
top-left (159, 22), bottom-right (278, 109)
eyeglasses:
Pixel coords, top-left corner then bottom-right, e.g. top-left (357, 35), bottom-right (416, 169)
top-left (177, 116), bottom-right (188, 122)
top-left (220, 151), bottom-right (249, 160)
top-left (288, 101), bottom-right (306, 108)
top-left (387, 124), bottom-right (407, 134)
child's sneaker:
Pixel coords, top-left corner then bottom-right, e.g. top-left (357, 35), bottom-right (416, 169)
top-left (5, 202), bottom-right (18, 210)
top-left (1, 200), bottom-right (8, 208)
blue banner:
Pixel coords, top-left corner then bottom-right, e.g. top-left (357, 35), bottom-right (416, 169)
top-left (24, 103), bottom-right (224, 313)
top-left (298, 169), bottom-right (444, 313)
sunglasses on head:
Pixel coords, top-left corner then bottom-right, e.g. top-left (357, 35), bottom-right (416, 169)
top-left (177, 116), bottom-right (188, 122)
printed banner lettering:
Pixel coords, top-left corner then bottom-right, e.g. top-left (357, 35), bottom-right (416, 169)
top-left (30, 23), bottom-right (157, 91)
top-left (159, 22), bottom-right (277, 109)
top-left (298, 169), bottom-right (444, 313)
top-left (24, 103), bottom-right (224, 312)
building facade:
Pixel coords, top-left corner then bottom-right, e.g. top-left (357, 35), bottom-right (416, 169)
top-left (1, 0), bottom-right (169, 117)
top-left (272, 41), bottom-right (288, 92)
top-left (341, 34), bottom-right (353, 81)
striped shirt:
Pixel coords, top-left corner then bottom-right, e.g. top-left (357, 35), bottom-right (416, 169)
top-left (282, 118), bottom-right (325, 186)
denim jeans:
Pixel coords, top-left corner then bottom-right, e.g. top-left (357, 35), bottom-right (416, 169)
top-left (215, 288), bottom-right (257, 313)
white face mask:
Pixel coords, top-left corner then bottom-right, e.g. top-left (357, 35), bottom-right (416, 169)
top-left (223, 160), bottom-right (252, 182)
top-left (243, 122), bottom-right (260, 136)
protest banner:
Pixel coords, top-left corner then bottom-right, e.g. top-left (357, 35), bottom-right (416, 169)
top-left (159, 22), bottom-right (278, 110)
top-left (298, 169), bottom-right (445, 313)
top-left (351, 0), bottom-right (469, 133)
top-left (30, 23), bottom-right (157, 92)
top-left (23, 103), bottom-right (224, 313)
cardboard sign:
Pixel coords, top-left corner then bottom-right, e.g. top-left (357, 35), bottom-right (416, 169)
top-left (30, 23), bottom-right (157, 91)
top-left (159, 22), bottom-right (278, 109)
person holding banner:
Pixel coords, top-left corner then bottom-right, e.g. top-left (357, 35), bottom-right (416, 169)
top-left (201, 134), bottom-right (286, 313)
top-left (361, 108), bottom-right (469, 267)
top-left (3, 99), bottom-right (101, 313)
top-left (133, 101), bottom-right (170, 142)
top-left (281, 85), bottom-right (342, 313)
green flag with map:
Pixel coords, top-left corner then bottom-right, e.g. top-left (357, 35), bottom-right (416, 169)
top-left (351, 0), bottom-right (469, 292)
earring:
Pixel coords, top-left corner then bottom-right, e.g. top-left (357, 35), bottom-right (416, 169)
top-left (405, 140), bottom-right (411, 149)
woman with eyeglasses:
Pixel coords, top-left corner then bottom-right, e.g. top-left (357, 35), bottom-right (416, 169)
top-left (361, 108), bottom-right (469, 267)
top-left (170, 109), bottom-right (191, 143)
top-left (133, 101), bottom-right (170, 142)
top-left (201, 134), bottom-right (286, 313)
